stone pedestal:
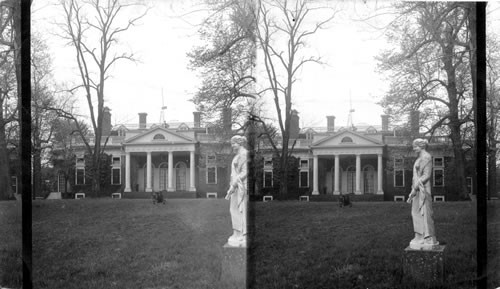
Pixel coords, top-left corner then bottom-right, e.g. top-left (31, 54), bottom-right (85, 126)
top-left (221, 243), bottom-right (247, 288)
top-left (403, 245), bottom-right (446, 284)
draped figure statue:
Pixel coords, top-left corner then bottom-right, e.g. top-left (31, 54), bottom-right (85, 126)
top-left (225, 135), bottom-right (248, 247)
top-left (407, 138), bottom-right (439, 249)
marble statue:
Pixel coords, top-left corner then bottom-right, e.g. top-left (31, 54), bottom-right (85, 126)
top-left (225, 135), bottom-right (248, 247)
top-left (407, 138), bottom-right (439, 249)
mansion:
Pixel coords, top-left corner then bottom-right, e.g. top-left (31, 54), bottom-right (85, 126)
top-left (50, 107), bottom-right (475, 201)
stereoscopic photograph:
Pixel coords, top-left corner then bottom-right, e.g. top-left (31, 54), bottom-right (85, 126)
top-left (0, 0), bottom-right (498, 288)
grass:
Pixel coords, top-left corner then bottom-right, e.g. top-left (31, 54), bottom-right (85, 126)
top-left (249, 201), bottom-right (484, 289)
top-left (0, 199), bottom-right (497, 289)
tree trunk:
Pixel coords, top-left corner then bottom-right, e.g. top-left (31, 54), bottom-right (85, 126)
top-left (443, 39), bottom-right (469, 200)
top-left (32, 150), bottom-right (41, 199)
top-left (0, 116), bottom-right (12, 200)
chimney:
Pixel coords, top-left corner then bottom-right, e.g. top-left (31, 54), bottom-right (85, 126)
top-left (193, 111), bottom-right (201, 128)
top-left (102, 107), bottom-right (111, 135)
top-left (326, 116), bottom-right (335, 132)
top-left (138, 113), bottom-right (147, 129)
top-left (290, 109), bottom-right (300, 139)
top-left (381, 114), bottom-right (389, 132)
top-left (222, 107), bottom-right (232, 133)
top-left (409, 110), bottom-right (420, 136)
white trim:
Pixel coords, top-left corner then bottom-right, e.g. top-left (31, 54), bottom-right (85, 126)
top-left (263, 195), bottom-right (273, 202)
top-left (394, 195), bottom-right (405, 202)
top-left (433, 195), bottom-right (445, 202)
top-left (207, 192), bottom-right (218, 198)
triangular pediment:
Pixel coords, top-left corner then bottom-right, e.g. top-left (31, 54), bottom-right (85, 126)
top-left (312, 130), bottom-right (382, 147)
top-left (124, 127), bottom-right (195, 144)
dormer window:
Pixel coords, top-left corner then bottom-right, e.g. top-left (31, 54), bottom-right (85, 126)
top-left (153, 134), bottom-right (165, 140)
top-left (366, 126), bottom-right (377, 134)
top-left (341, 136), bottom-right (353, 143)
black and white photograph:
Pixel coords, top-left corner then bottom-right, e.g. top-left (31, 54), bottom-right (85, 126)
top-left (0, 0), bottom-right (498, 288)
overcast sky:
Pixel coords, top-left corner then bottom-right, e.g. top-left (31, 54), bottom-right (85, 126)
top-left (32, 1), bottom-right (500, 130)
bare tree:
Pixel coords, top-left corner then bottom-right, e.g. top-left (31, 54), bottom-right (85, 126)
top-left (255, 0), bottom-right (336, 198)
top-left (0, 0), bottom-right (20, 199)
top-left (187, 0), bottom-right (257, 133)
top-left (377, 2), bottom-right (473, 200)
top-left (31, 34), bottom-right (59, 199)
top-left (57, 0), bottom-right (147, 196)
top-left (486, 32), bottom-right (500, 199)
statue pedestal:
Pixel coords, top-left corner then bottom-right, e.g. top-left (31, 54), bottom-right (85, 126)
top-left (221, 243), bottom-right (247, 288)
top-left (403, 245), bottom-right (446, 284)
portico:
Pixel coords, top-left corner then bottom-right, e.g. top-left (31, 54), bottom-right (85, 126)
top-left (122, 127), bottom-right (197, 193)
top-left (310, 131), bottom-right (384, 195)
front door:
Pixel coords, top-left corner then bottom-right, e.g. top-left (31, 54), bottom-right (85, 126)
top-left (159, 163), bottom-right (168, 191)
top-left (363, 166), bottom-right (375, 194)
top-left (176, 162), bottom-right (187, 191)
top-left (346, 166), bottom-right (355, 194)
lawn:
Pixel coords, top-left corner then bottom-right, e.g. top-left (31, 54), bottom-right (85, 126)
top-left (0, 199), bottom-right (498, 289)
top-left (249, 201), bottom-right (482, 289)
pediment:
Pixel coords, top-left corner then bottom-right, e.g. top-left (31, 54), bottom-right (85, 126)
top-left (124, 127), bottom-right (195, 144)
top-left (311, 130), bottom-right (382, 147)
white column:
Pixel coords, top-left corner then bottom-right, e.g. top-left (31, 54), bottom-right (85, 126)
top-left (355, 154), bottom-right (361, 194)
top-left (377, 153), bottom-right (384, 194)
top-left (312, 155), bottom-right (319, 195)
top-left (124, 152), bottom-right (131, 192)
top-left (146, 152), bottom-right (152, 192)
top-left (189, 150), bottom-right (196, 191)
top-left (334, 154), bottom-right (340, 194)
top-left (167, 151), bottom-right (174, 192)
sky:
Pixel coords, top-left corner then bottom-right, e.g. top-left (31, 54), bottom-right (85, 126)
top-left (32, 1), bottom-right (500, 131)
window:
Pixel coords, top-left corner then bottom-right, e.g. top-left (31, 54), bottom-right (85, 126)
top-left (207, 167), bottom-right (217, 184)
top-left (466, 177), bottom-right (473, 194)
top-left (11, 176), bottom-right (17, 194)
top-left (153, 134), bottom-right (165, 140)
top-left (433, 169), bottom-right (444, 187)
top-left (111, 156), bottom-right (121, 185)
top-left (263, 157), bottom-right (273, 188)
top-left (433, 157), bottom-right (444, 187)
top-left (264, 171), bottom-right (273, 188)
top-left (433, 157), bottom-right (444, 167)
top-left (76, 157), bottom-right (84, 164)
top-left (76, 168), bottom-right (85, 185)
top-left (394, 157), bottom-right (404, 187)
top-left (300, 159), bottom-right (309, 169)
top-left (206, 154), bottom-right (217, 184)
top-left (299, 171), bottom-right (309, 187)
top-left (111, 168), bottom-right (121, 185)
top-left (299, 158), bottom-right (309, 187)
top-left (366, 127), bottom-right (377, 134)
top-left (394, 170), bottom-right (404, 187)
top-left (341, 136), bottom-right (353, 143)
